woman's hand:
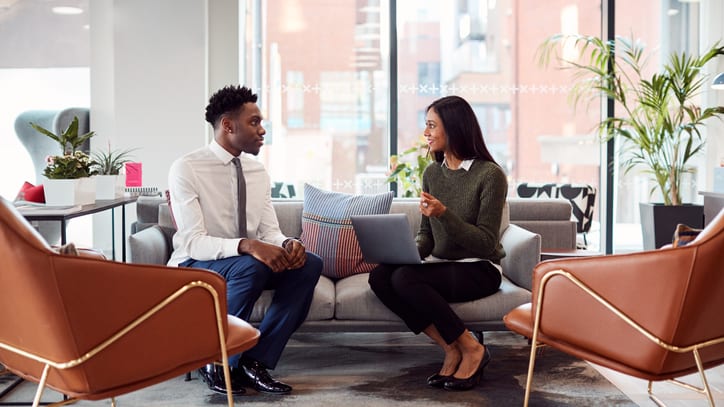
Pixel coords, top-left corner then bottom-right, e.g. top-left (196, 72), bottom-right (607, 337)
top-left (420, 191), bottom-right (446, 218)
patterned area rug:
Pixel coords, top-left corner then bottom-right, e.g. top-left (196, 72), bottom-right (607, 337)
top-left (1, 331), bottom-right (635, 406)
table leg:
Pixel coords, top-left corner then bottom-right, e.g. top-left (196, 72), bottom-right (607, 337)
top-left (111, 208), bottom-right (116, 261)
top-left (122, 204), bottom-right (127, 262)
top-left (60, 220), bottom-right (67, 245)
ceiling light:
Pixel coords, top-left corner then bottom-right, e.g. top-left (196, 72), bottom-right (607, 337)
top-left (52, 6), bottom-right (83, 15)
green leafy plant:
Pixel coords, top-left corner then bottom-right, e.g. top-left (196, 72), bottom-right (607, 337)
top-left (29, 116), bottom-right (97, 179)
top-left (43, 151), bottom-right (95, 179)
top-left (30, 116), bottom-right (95, 156)
top-left (538, 34), bottom-right (724, 205)
top-left (386, 140), bottom-right (432, 197)
top-left (91, 145), bottom-right (137, 175)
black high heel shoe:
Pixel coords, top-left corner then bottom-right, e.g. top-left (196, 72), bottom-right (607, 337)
top-left (443, 347), bottom-right (491, 391)
top-left (427, 373), bottom-right (452, 388)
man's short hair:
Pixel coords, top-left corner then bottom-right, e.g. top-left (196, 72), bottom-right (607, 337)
top-left (205, 85), bottom-right (258, 128)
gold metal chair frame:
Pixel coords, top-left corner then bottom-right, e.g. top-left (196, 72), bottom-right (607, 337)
top-left (0, 281), bottom-right (236, 407)
top-left (523, 269), bottom-right (724, 407)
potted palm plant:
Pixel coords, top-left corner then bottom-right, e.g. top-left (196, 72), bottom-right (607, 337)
top-left (29, 116), bottom-right (97, 206)
top-left (538, 34), bottom-right (724, 249)
top-left (91, 145), bottom-right (136, 199)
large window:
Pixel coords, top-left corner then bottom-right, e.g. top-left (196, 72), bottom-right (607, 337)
top-left (246, 0), bottom-right (389, 196)
top-left (610, 0), bottom-right (701, 252)
top-left (244, 0), bottom-right (705, 253)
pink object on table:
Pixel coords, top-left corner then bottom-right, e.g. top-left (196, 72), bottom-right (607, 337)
top-left (125, 162), bottom-right (143, 187)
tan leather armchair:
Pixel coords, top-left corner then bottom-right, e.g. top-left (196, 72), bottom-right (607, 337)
top-left (504, 209), bottom-right (724, 406)
top-left (0, 198), bottom-right (260, 407)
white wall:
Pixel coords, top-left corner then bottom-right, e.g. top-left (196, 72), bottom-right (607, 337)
top-left (91, 0), bottom-right (208, 191)
top-left (90, 0), bottom-right (240, 256)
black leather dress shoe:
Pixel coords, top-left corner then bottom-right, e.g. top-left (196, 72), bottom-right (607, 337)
top-left (427, 373), bottom-right (452, 388)
top-left (235, 359), bottom-right (292, 394)
top-left (197, 364), bottom-right (246, 395)
top-left (444, 347), bottom-right (492, 391)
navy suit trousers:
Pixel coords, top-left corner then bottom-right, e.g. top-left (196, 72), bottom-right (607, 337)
top-left (181, 252), bottom-right (322, 369)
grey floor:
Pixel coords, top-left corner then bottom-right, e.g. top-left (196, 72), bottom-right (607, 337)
top-left (3, 331), bottom-right (721, 406)
top-left (592, 363), bottom-right (724, 406)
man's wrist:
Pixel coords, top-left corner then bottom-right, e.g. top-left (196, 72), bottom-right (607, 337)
top-left (238, 237), bottom-right (248, 254)
top-left (282, 238), bottom-right (301, 249)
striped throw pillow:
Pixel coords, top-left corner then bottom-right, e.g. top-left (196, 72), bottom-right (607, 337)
top-left (300, 183), bottom-right (393, 279)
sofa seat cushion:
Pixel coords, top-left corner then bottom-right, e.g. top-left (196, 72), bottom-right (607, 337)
top-left (249, 275), bottom-right (335, 322)
top-left (334, 273), bottom-right (531, 322)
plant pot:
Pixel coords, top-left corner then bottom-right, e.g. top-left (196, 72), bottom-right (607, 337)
top-left (95, 174), bottom-right (125, 200)
top-left (43, 177), bottom-right (96, 206)
top-left (639, 203), bottom-right (704, 250)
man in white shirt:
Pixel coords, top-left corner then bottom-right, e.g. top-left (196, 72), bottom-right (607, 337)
top-left (168, 85), bottom-right (322, 395)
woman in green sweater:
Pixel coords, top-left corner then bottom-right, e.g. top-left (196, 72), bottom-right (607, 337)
top-left (369, 95), bottom-right (507, 391)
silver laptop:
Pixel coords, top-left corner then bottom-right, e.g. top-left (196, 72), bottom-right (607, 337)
top-left (351, 213), bottom-right (423, 264)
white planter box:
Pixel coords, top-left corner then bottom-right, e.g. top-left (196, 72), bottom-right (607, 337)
top-left (43, 177), bottom-right (96, 206)
top-left (95, 174), bottom-right (125, 200)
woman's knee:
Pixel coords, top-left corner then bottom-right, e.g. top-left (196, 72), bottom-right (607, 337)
top-left (389, 265), bottom-right (419, 291)
top-left (368, 264), bottom-right (394, 293)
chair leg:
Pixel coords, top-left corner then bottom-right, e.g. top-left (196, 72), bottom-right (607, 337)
top-left (692, 348), bottom-right (716, 407)
top-left (31, 365), bottom-right (51, 407)
top-left (646, 348), bottom-right (716, 407)
top-left (0, 371), bottom-right (70, 406)
top-left (184, 371), bottom-right (192, 381)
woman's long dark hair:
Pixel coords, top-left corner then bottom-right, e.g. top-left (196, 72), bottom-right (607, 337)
top-left (427, 95), bottom-right (498, 165)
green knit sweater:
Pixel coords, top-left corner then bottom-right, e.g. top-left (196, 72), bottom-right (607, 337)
top-left (416, 159), bottom-right (508, 263)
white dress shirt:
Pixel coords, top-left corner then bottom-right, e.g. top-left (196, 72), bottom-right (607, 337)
top-left (167, 140), bottom-right (287, 266)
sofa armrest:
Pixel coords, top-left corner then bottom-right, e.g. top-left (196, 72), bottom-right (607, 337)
top-left (500, 224), bottom-right (541, 291)
top-left (128, 225), bottom-right (174, 265)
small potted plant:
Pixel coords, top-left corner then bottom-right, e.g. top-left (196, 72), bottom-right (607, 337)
top-left (91, 145), bottom-right (137, 199)
top-left (386, 138), bottom-right (432, 197)
top-left (29, 116), bottom-right (97, 205)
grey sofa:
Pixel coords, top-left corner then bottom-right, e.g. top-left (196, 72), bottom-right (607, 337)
top-left (128, 197), bottom-right (576, 334)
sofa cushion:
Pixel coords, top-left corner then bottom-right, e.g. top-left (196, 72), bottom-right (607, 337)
top-left (334, 274), bottom-right (399, 321)
top-left (249, 275), bottom-right (335, 322)
top-left (300, 184), bottom-right (393, 280)
top-left (334, 273), bottom-right (531, 322)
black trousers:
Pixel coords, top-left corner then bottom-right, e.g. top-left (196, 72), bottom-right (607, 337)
top-left (368, 260), bottom-right (501, 344)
